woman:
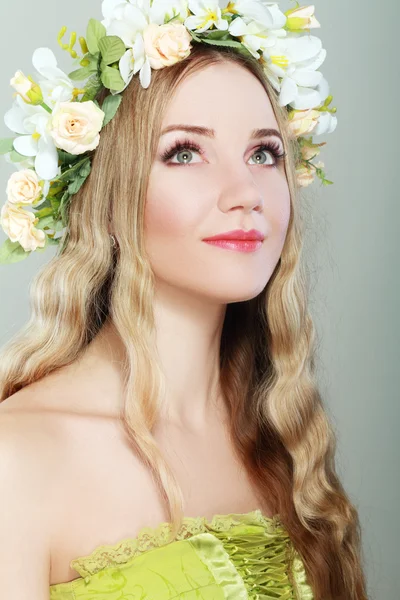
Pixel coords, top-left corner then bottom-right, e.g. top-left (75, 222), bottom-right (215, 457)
top-left (0, 32), bottom-right (368, 600)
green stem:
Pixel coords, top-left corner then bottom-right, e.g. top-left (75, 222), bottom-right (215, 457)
top-left (40, 102), bottom-right (52, 114)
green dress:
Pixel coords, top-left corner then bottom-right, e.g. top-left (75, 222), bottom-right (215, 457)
top-left (49, 509), bottom-right (314, 599)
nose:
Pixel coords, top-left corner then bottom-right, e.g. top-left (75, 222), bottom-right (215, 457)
top-left (217, 163), bottom-right (264, 214)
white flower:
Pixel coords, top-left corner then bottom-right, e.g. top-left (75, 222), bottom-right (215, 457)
top-left (0, 202), bottom-right (46, 252)
top-left (6, 169), bottom-right (42, 206)
top-left (311, 110), bottom-right (337, 136)
top-left (103, 0), bottom-right (190, 89)
top-left (31, 48), bottom-right (77, 108)
top-left (102, 0), bottom-right (189, 28)
top-left (4, 94), bottom-right (60, 181)
top-left (228, 17), bottom-right (285, 60)
top-left (230, 0), bottom-right (287, 31)
top-left (103, 1), bottom-right (152, 89)
top-left (262, 32), bottom-right (327, 110)
top-left (48, 101), bottom-right (105, 154)
top-left (184, 0), bottom-right (229, 33)
top-left (143, 22), bottom-right (192, 69)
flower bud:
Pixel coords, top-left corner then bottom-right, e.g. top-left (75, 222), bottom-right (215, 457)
top-left (10, 71), bottom-right (43, 105)
top-left (285, 5), bottom-right (320, 32)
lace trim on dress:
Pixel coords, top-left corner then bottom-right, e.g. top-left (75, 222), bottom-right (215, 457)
top-left (69, 509), bottom-right (283, 579)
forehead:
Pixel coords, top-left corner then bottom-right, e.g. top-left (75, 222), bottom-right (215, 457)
top-left (161, 62), bottom-right (279, 134)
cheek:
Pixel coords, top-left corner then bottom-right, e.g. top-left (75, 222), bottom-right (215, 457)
top-left (261, 172), bottom-right (291, 243)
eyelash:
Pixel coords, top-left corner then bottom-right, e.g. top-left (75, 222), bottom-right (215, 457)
top-left (161, 137), bottom-right (287, 167)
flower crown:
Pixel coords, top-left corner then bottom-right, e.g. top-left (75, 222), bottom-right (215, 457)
top-left (0, 0), bottom-right (337, 264)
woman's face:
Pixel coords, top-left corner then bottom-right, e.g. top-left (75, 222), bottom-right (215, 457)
top-left (144, 62), bottom-right (291, 304)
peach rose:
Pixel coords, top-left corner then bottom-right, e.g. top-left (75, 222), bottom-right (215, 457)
top-left (6, 169), bottom-right (42, 206)
top-left (0, 202), bottom-right (46, 251)
top-left (300, 144), bottom-right (321, 162)
top-left (49, 100), bottom-right (105, 155)
top-left (296, 163), bottom-right (315, 188)
top-left (143, 23), bottom-right (192, 69)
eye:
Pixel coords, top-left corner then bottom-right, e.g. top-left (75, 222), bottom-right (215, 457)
top-left (161, 138), bottom-right (205, 165)
top-left (161, 138), bottom-right (286, 167)
top-left (249, 141), bottom-right (287, 166)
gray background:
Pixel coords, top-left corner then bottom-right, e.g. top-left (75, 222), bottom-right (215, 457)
top-left (0, 1), bottom-right (398, 597)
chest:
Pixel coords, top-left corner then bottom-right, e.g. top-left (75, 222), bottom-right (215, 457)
top-left (49, 417), bottom-right (267, 586)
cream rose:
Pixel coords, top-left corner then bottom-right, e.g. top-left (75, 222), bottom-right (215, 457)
top-left (6, 169), bottom-right (42, 206)
top-left (288, 109), bottom-right (320, 138)
top-left (49, 101), bottom-right (105, 155)
top-left (1, 202), bottom-right (46, 251)
top-left (143, 23), bottom-right (192, 70)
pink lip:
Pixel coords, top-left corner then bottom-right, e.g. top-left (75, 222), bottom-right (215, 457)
top-left (203, 239), bottom-right (262, 253)
top-left (202, 229), bottom-right (265, 242)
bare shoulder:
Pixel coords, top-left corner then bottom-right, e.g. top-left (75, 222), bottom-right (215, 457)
top-left (0, 397), bottom-right (62, 599)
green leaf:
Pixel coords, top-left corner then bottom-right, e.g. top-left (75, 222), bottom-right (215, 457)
top-left (79, 159), bottom-right (91, 178)
top-left (81, 73), bottom-right (103, 102)
top-left (0, 239), bottom-right (30, 264)
top-left (98, 35), bottom-right (126, 65)
top-left (68, 66), bottom-right (92, 81)
top-left (35, 215), bottom-right (65, 232)
top-left (35, 215), bottom-right (54, 230)
top-left (201, 38), bottom-right (245, 49)
top-left (101, 94), bottom-right (123, 127)
top-left (58, 149), bottom-right (79, 165)
top-left (187, 29), bottom-right (202, 43)
top-left (35, 206), bottom-right (54, 219)
top-left (101, 66), bottom-right (125, 92)
top-left (57, 157), bottom-right (89, 183)
top-left (66, 163), bottom-right (91, 195)
top-left (204, 30), bottom-right (231, 40)
top-left (0, 138), bottom-right (15, 155)
top-left (86, 18), bottom-right (107, 54)
top-left (50, 196), bottom-right (61, 212)
top-left (8, 150), bottom-right (28, 163)
top-left (46, 236), bottom-right (61, 246)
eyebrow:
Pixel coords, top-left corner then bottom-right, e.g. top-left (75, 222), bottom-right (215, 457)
top-left (160, 124), bottom-right (284, 145)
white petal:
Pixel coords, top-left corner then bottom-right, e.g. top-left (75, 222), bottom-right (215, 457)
top-left (316, 76), bottom-right (330, 104)
top-left (301, 48), bottom-right (326, 72)
top-left (102, 0), bottom-right (126, 19)
top-left (229, 16), bottom-right (248, 36)
top-left (35, 138), bottom-right (59, 181)
top-left (4, 106), bottom-right (27, 134)
top-left (289, 86), bottom-right (324, 110)
top-left (13, 135), bottom-right (38, 157)
top-left (32, 47), bottom-right (58, 74)
top-left (125, 4), bottom-right (149, 30)
top-left (184, 15), bottom-right (202, 29)
top-left (313, 113), bottom-right (337, 136)
top-left (291, 68), bottom-right (323, 88)
top-left (133, 35), bottom-right (146, 74)
top-left (139, 58), bottom-right (152, 89)
top-left (243, 34), bottom-right (262, 55)
top-left (279, 76), bottom-right (297, 107)
top-left (216, 17), bottom-right (229, 30)
top-left (107, 20), bottom-right (137, 46)
top-left (187, 0), bottom-right (203, 15)
top-left (264, 70), bottom-right (281, 93)
top-left (119, 49), bottom-right (134, 83)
